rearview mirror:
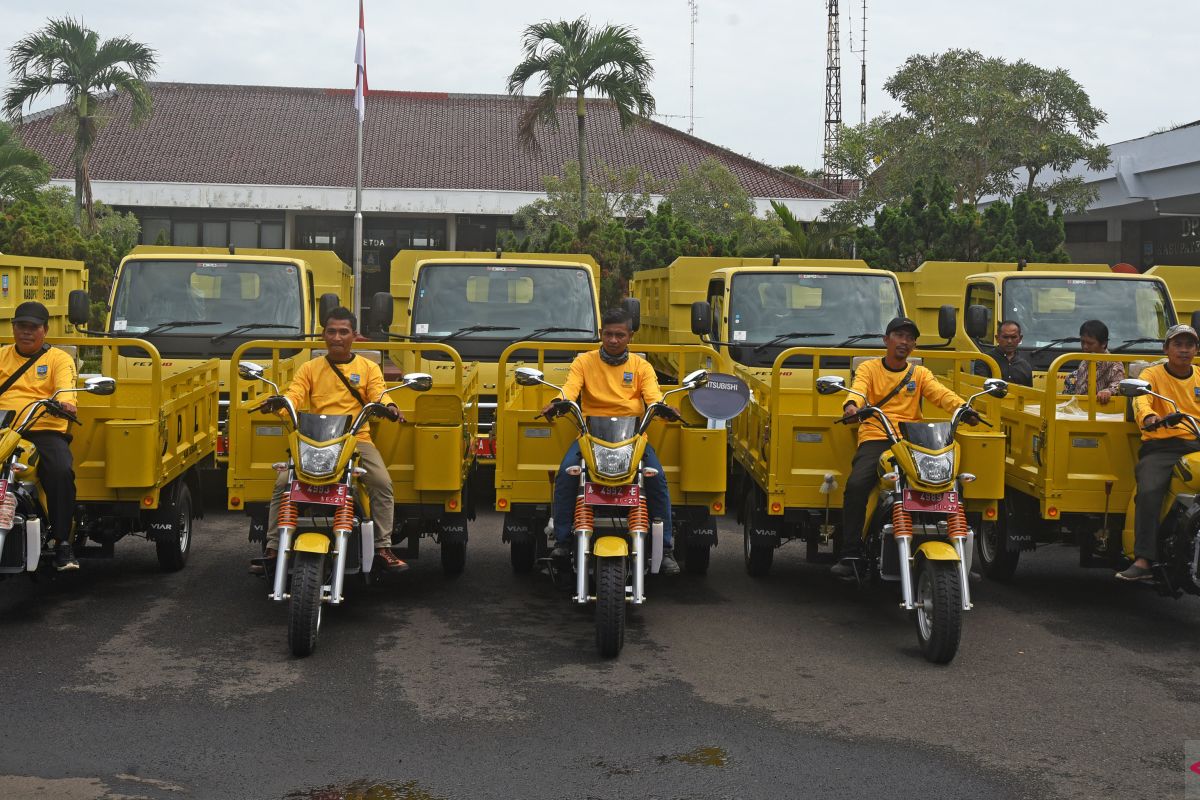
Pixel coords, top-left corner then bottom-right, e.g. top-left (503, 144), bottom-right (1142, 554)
top-left (402, 372), bottom-right (433, 392)
top-left (937, 305), bottom-right (957, 341)
top-left (681, 369), bottom-right (708, 388)
top-left (238, 361), bottom-right (266, 382)
top-left (84, 376), bottom-right (116, 396)
top-left (68, 290), bottom-right (90, 327)
top-left (982, 378), bottom-right (1008, 398)
top-left (816, 376), bottom-right (846, 395)
top-left (318, 293), bottom-right (340, 327)
top-left (370, 292), bottom-right (394, 332)
top-left (1118, 378), bottom-right (1150, 397)
top-left (964, 305), bottom-right (990, 340)
top-left (622, 297), bottom-right (641, 332)
top-left (690, 301), bottom-right (712, 337)
top-left (514, 367), bottom-right (544, 387)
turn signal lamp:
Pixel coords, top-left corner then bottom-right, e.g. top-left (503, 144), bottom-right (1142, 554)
top-left (448, 498), bottom-right (459, 511)
top-left (497, 498), bottom-right (509, 509)
top-left (770, 501), bottom-right (782, 513)
top-left (883, 472), bottom-right (899, 483)
top-left (643, 467), bottom-right (660, 478)
top-left (565, 466), bottom-right (582, 476)
top-left (1048, 507), bottom-right (1059, 518)
top-left (960, 473), bottom-right (977, 483)
top-left (142, 495), bottom-right (155, 507)
top-left (711, 501), bottom-right (724, 513)
top-left (984, 505), bottom-right (998, 519)
top-left (230, 496), bottom-right (242, 508)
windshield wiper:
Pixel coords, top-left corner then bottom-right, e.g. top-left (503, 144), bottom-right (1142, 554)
top-left (211, 324), bottom-right (300, 344)
top-left (1029, 337), bottom-right (1080, 357)
top-left (143, 320), bottom-right (221, 336)
top-left (436, 325), bottom-right (520, 342)
top-left (752, 332), bottom-right (836, 353)
top-left (1111, 337), bottom-right (1164, 353)
top-left (836, 332), bottom-right (884, 347)
top-left (522, 326), bottom-right (595, 341)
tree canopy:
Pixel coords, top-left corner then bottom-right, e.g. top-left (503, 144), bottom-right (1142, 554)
top-left (0, 120), bottom-right (48, 206)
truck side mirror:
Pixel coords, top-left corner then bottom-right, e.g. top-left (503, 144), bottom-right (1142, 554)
top-left (964, 305), bottom-right (990, 340)
top-left (622, 297), bottom-right (641, 332)
top-left (370, 292), bottom-right (394, 332)
top-left (1190, 310), bottom-right (1200, 331)
top-left (937, 305), bottom-right (957, 341)
top-left (691, 301), bottom-right (712, 336)
top-left (318, 293), bottom-right (340, 328)
top-left (1118, 378), bottom-right (1150, 397)
top-left (68, 289), bottom-right (90, 327)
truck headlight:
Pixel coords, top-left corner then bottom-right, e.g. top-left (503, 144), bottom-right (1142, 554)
top-left (912, 451), bottom-right (954, 485)
top-left (298, 441), bottom-right (343, 477)
top-left (592, 442), bottom-right (634, 478)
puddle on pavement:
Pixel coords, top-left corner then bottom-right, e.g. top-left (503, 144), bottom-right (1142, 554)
top-left (283, 780), bottom-right (444, 800)
top-left (657, 746), bottom-right (729, 767)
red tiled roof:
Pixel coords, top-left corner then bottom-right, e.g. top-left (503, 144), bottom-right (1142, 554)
top-left (15, 82), bottom-right (840, 200)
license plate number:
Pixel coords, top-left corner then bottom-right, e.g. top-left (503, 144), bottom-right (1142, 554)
top-left (901, 489), bottom-right (959, 513)
top-left (583, 483), bottom-right (640, 506)
top-left (289, 481), bottom-right (348, 505)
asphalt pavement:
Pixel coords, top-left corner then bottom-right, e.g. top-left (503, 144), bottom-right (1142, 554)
top-left (0, 509), bottom-right (1197, 799)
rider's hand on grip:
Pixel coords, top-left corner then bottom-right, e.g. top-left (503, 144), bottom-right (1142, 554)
top-left (257, 396), bottom-right (286, 414)
top-left (960, 407), bottom-right (989, 427)
top-left (657, 405), bottom-right (682, 422)
top-left (46, 399), bottom-right (80, 425)
top-left (373, 404), bottom-right (402, 422)
top-left (539, 399), bottom-right (570, 420)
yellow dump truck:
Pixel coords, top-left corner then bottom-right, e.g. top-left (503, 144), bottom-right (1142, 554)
top-left (1, 335), bottom-right (217, 570)
top-left (67, 245), bottom-right (353, 467)
top-left (630, 256), bottom-right (1007, 572)
top-left (370, 249), bottom-right (603, 468)
top-left (0, 252), bottom-right (88, 336)
top-left (226, 340), bottom-right (479, 570)
top-left (1146, 265), bottom-right (1200, 326)
top-left (896, 263), bottom-right (1177, 385)
top-left (492, 341), bottom-right (729, 573)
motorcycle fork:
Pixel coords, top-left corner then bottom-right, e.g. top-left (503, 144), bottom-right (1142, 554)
top-left (329, 497), bottom-right (354, 605)
top-left (573, 465), bottom-right (592, 604)
top-left (948, 507), bottom-right (973, 611)
top-left (630, 470), bottom-right (648, 604)
top-left (892, 499), bottom-right (916, 610)
top-left (271, 491), bottom-right (297, 601)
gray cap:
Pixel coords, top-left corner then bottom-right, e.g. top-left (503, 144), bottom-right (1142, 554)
top-left (1165, 324), bottom-right (1199, 343)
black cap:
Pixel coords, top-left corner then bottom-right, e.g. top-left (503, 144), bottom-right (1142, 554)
top-left (885, 316), bottom-right (920, 338)
top-left (12, 301), bottom-right (49, 325)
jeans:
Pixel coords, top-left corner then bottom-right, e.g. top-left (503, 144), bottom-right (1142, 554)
top-left (839, 440), bottom-right (892, 558)
top-left (1133, 438), bottom-right (1200, 560)
top-left (24, 431), bottom-right (75, 544)
top-left (553, 440), bottom-right (672, 547)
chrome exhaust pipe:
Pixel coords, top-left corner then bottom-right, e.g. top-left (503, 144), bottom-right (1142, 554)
top-left (271, 526), bottom-right (293, 600)
top-left (954, 536), bottom-right (972, 610)
top-left (330, 529), bottom-right (350, 605)
top-left (632, 529), bottom-right (645, 604)
top-left (574, 530), bottom-right (591, 604)
top-left (897, 535), bottom-right (915, 610)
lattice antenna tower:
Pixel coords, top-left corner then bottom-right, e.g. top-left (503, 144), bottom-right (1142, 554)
top-left (823, 0), bottom-right (844, 193)
top-left (847, 0), bottom-right (867, 126)
top-left (688, 0), bottom-right (698, 135)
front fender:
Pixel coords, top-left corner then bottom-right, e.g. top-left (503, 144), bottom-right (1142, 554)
top-left (915, 540), bottom-right (960, 562)
top-left (292, 532), bottom-right (331, 554)
top-left (592, 536), bottom-right (629, 558)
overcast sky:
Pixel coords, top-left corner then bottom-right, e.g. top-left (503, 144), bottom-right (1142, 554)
top-left (2, 1), bottom-right (1195, 170)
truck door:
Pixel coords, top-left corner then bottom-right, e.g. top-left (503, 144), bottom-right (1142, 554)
top-left (707, 278), bottom-right (726, 348)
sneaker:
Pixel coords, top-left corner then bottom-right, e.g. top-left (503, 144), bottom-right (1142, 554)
top-left (830, 557), bottom-right (861, 579)
top-left (659, 548), bottom-right (680, 575)
top-left (249, 547), bottom-right (277, 575)
top-left (375, 547), bottom-right (409, 572)
top-left (53, 543), bottom-right (79, 571)
top-left (551, 544), bottom-right (572, 561)
top-left (1115, 563), bottom-right (1153, 581)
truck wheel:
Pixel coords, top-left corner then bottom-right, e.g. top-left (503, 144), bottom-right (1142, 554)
top-left (595, 556), bottom-right (626, 658)
top-left (155, 485), bottom-right (192, 572)
top-left (441, 540), bottom-right (467, 576)
top-left (976, 519), bottom-right (1020, 581)
top-left (743, 508), bottom-right (773, 577)
top-left (511, 538), bottom-right (536, 573)
top-left (914, 558), bottom-right (963, 664)
top-left (288, 552), bottom-right (325, 657)
top-left (684, 541), bottom-right (711, 575)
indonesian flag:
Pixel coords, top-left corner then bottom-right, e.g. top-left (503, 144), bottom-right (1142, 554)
top-left (354, 0), bottom-right (367, 122)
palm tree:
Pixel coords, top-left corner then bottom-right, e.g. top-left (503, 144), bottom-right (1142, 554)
top-left (4, 17), bottom-right (157, 229)
top-left (0, 120), bottom-right (49, 207)
top-left (507, 17), bottom-right (655, 222)
top-left (770, 201), bottom-right (851, 259)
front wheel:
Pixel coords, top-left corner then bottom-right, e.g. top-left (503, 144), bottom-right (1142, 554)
top-left (288, 552), bottom-right (325, 657)
top-left (155, 485), bottom-right (192, 572)
top-left (913, 558), bottom-right (963, 664)
top-left (975, 518), bottom-right (1020, 581)
top-left (595, 557), bottom-right (626, 658)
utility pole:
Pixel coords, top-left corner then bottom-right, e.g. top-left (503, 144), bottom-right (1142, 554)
top-left (688, 0), bottom-right (698, 135)
top-left (823, 0), bottom-right (844, 194)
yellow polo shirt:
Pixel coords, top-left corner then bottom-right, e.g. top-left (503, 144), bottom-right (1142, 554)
top-left (1133, 363), bottom-right (1200, 441)
top-left (848, 358), bottom-right (964, 445)
top-left (283, 355), bottom-right (387, 444)
top-left (0, 345), bottom-right (77, 434)
top-left (561, 350), bottom-right (663, 417)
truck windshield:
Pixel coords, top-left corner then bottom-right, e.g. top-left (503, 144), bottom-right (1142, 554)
top-left (410, 264), bottom-right (597, 359)
top-left (727, 271), bottom-right (903, 366)
top-left (1004, 277), bottom-right (1172, 367)
top-left (110, 260), bottom-right (304, 358)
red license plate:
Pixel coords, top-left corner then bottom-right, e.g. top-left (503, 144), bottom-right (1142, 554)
top-left (289, 481), bottom-right (348, 505)
top-left (216, 434), bottom-right (229, 456)
top-left (473, 437), bottom-right (495, 458)
top-left (583, 483), bottom-right (640, 506)
top-left (902, 489), bottom-right (959, 513)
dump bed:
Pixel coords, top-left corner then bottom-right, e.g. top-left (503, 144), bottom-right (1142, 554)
top-left (0, 253), bottom-right (88, 336)
top-left (226, 341), bottom-right (479, 513)
top-left (1146, 265), bottom-right (1200, 324)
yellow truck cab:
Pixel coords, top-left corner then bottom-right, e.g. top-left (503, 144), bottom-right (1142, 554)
top-left (1146, 265), bottom-right (1200, 327)
top-left (0, 252), bottom-right (88, 336)
top-left (68, 245), bottom-right (353, 465)
top-left (630, 256), bottom-right (1006, 574)
top-left (370, 249), bottom-right (602, 465)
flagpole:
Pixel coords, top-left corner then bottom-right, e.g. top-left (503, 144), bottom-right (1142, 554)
top-left (354, 113), bottom-right (363, 325)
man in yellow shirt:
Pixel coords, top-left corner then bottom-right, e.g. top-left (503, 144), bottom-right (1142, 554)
top-left (1119, 324), bottom-right (1200, 581)
top-left (832, 317), bottom-right (978, 578)
top-left (253, 307), bottom-right (407, 573)
top-left (542, 307), bottom-right (680, 574)
top-left (0, 302), bottom-right (80, 570)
